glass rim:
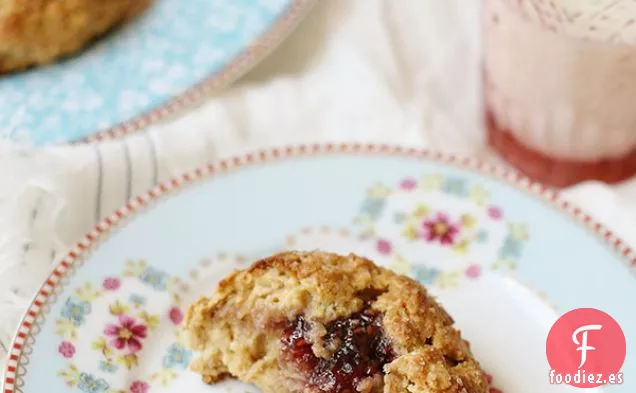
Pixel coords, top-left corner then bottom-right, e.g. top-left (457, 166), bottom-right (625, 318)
top-left (488, 0), bottom-right (636, 46)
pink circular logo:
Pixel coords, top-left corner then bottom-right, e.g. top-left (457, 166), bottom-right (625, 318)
top-left (546, 308), bottom-right (626, 388)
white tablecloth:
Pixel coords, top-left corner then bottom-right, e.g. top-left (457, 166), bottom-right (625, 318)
top-left (1, 0), bottom-right (636, 359)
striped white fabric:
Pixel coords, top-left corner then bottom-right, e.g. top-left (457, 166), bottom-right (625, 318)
top-left (1, 0), bottom-right (636, 361)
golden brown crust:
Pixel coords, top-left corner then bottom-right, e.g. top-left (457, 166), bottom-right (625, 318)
top-left (183, 251), bottom-right (489, 393)
top-left (384, 349), bottom-right (486, 393)
top-left (0, 0), bottom-right (151, 73)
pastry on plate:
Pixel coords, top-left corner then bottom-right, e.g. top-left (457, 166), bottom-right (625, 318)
top-left (0, 0), bottom-right (150, 73)
top-left (184, 251), bottom-right (489, 393)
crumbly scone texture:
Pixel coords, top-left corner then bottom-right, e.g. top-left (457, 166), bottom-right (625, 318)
top-left (0, 0), bottom-right (149, 73)
top-left (184, 251), bottom-right (489, 393)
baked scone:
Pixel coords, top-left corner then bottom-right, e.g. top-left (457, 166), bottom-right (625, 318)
top-left (184, 251), bottom-right (489, 393)
top-left (0, 0), bottom-right (150, 73)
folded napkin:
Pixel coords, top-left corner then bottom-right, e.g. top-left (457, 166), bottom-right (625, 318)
top-left (1, 0), bottom-right (635, 359)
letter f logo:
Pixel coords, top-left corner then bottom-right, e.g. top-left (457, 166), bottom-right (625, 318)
top-left (572, 324), bottom-right (602, 369)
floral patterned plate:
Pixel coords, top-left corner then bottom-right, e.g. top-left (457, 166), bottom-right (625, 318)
top-left (0, 0), bottom-right (317, 146)
top-left (3, 145), bottom-right (635, 393)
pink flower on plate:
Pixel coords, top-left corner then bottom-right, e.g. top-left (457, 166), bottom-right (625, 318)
top-left (400, 178), bottom-right (417, 191)
top-left (465, 264), bottom-right (482, 279)
top-left (103, 277), bottom-right (121, 291)
top-left (376, 239), bottom-right (393, 255)
top-left (169, 307), bottom-right (184, 325)
top-left (421, 213), bottom-right (460, 245)
top-left (58, 341), bottom-right (75, 358)
top-left (130, 381), bottom-right (149, 393)
top-left (105, 315), bottom-right (147, 353)
top-left (488, 206), bottom-right (503, 220)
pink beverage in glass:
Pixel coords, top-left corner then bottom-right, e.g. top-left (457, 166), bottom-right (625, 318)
top-left (484, 0), bottom-right (636, 187)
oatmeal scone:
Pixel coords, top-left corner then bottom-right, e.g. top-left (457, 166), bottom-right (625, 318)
top-left (0, 0), bottom-right (150, 73)
top-left (183, 251), bottom-right (489, 393)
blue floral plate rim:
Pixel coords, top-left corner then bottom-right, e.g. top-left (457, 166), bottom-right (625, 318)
top-left (78, 0), bottom-right (317, 145)
top-left (2, 143), bottom-right (635, 393)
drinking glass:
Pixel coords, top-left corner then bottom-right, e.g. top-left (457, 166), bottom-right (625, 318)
top-left (484, 0), bottom-right (636, 187)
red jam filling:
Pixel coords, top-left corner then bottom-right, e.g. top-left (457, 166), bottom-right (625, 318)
top-left (281, 310), bottom-right (394, 393)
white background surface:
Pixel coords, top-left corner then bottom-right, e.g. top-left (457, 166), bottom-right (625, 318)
top-left (1, 0), bottom-right (636, 362)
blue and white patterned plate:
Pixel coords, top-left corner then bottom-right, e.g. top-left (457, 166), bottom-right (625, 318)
top-left (3, 145), bottom-right (634, 393)
top-left (0, 0), bottom-right (316, 147)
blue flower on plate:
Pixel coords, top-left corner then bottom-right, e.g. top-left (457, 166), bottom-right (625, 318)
top-left (162, 343), bottom-right (193, 369)
top-left (98, 360), bottom-right (117, 374)
top-left (394, 212), bottom-right (406, 224)
top-left (413, 265), bottom-right (442, 285)
top-left (500, 236), bottom-right (523, 259)
top-left (360, 198), bottom-right (386, 221)
top-left (140, 267), bottom-right (169, 291)
top-left (78, 373), bottom-right (109, 393)
top-left (476, 229), bottom-right (489, 243)
top-left (129, 293), bottom-right (146, 307)
top-left (61, 297), bottom-right (91, 327)
top-left (441, 177), bottom-right (469, 197)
